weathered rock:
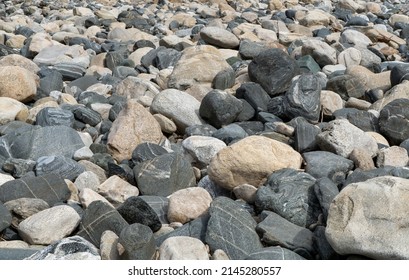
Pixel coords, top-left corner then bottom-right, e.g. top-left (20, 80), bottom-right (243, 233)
top-left (159, 236), bottom-right (209, 260)
top-left (0, 202), bottom-right (12, 232)
top-left (119, 223), bottom-right (156, 260)
top-left (36, 107), bottom-right (74, 127)
top-left (376, 146), bottom-right (409, 167)
top-left (97, 175), bottom-right (139, 207)
top-left (182, 136), bottom-right (226, 167)
top-left (4, 198), bottom-right (49, 222)
top-left (131, 142), bottom-right (169, 165)
top-left (301, 39), bottom-right (337, 67)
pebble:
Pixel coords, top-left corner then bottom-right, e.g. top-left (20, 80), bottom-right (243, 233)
top-left (1, 0), bottom-right (409, 261)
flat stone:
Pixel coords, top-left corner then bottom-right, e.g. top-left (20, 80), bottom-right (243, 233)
top-left (159, 236), bottom-right (209, 260)
top-left (301, 39), bottom-right (337, 67)
top-left (36, 107), bottom-right (74, 127)
top-left (246, 246), bottom-right (306, 260)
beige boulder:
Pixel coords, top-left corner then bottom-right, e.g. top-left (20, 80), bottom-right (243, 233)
top-left (0, 66), bottom-right (38, 102)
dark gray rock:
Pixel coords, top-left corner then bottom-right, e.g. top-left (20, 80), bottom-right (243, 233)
top-left (239, 40), bottom-right (271, 60)
top-left (77, 200), bottom-right (129, 247)
top-left (297, 55), bottom-right (321, 74)
top-left (113, 66), bottom-right (138, 79)
top-left (106, 51), bottom-right (126, 71)
top-left (245, 246), bottom-right (306, 260)
top-left (117, 196), bottom-right (161, 232)
top-left (0, 201), bottom-right (12, 232)
top-left (89, 153), bottom-right (116, 172)
top-left (379, 98), bottom-right (409, 145)
top-left (72, 105), bottom-right (102, 127)
top-left (236, 99), bottom-right (256, 121)
top-left (199, 89), bottom-right (243, 129)
top-left (0, 44), bottom-right (19, 57)
top-left (313, 226), bottom-right (340, 260)
top-left (212, 123), bottom-right (248, 145)
top-left (141, 46), bottom-right (166, 68)
top-left (333, 108), bottom-right (379, 132)
top-left (235, 82), bottom-right (271, 112)
top-left (185, 124), bottom-right (217, 137)
top-left (108, 100), bottom-right (126, 121)
top-left (36, 107), bottom-right (75, 127)
top-left (255, 168), bottom-right (321, 228)
top-left (107, 162), bottom-right (135, 185)
top-left (53, 63), bottom-right (85, 80)
top-left (153, 48), bottom-right (181, 70)
top-left (205, 197), bottom-right (263, 260)
top-left (2, 158), bottom-right (36, 178)
top-left (0, 248), bottom-right (41, 260)
top-left (35, 155), bottom-right (85, 181)
top-left (248, 48), bottom-right (299, 96)
top-left (313, 177), bottom-right (339, 222)
top-left (235, 121), bottom-right (264, 135)
top-left (119, 223), bottom-right (156, 260)
top-left (134, 152), bottom-right (196, 197)
top-left (303, 151), bottom-right (354, 187)
top-left (138, 195), bottom-right (169, 224)
top-left (37, 70), bottom-right (63, 97)
top-left (212, 67), bottom-right (235, 90)
top-left (0, 174), bottom-right (70, 206)
top-left (78, 91), bottom-right (110, 106)
top-left (343, 166), bottom-right (409, 188)
top-left (326, 74), bottom-right (366, 100)
top-left (69, 75), bottom-right (99, 91)
top-left (293, 118), bottom-right (321, 153)
top-left (400, 138), bottom-right (409, 155)
top-left (197, 175), bottom-right (233, 200)
top-left (25, 236), bottom-right (100, 260)
top-left (256, 211), bottom-right (316, 259)
top-left (131, 142), bottom-right (169, 165)
top-left (0, 121), bottom-right (31, 136)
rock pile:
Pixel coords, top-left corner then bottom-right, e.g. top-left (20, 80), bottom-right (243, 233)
top-left (1, 0), bottom-right (409, 260)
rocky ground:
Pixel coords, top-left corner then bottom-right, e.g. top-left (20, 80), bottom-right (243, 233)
top-left (1, 0), bottom-right (409, 260)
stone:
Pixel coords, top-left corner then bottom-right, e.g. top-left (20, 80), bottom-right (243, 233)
top-left (4, 198), bottom-right (49, 222)
top-left (256, 211), bottom-right (315, 259)
top-left (97, 175), bottom-right (139, 207)
top-left (135, 152), bottom-right (196, 197)
top-left (376, 146), bottom-right (409, 168)
top-left (200, 27), bottom-right (240, 49)
top-left (71, 106), bottom-right (102, 127)
top-left (333, 108), bottom-right (379, 132)
top-left (379, 98), bottom-right (409, 145)
top-left (338, 47), bottom-right (362, 67)
top-left (119, 223), bottom-right (156, 260)
top-left (212, 123), bottom-right (248, 145)
top-left (208, 135), bottom-right (303, 191)
top-left (78, 188), bottom-right (113, 209)
top-left (313, 226), bottom-right (340, 260)
top-left (303, 151), bottom-right (355, 187)
top-left (206, 196), bottom-right (263, 259)
top-left (78, 160), bottom-right (107, 183)
top-left (35, 155), bottom-right (85, 181)
top-left (349, 148), bottom-right (375, 171)
top-left (0, 54), bottom-right (40, 74)
top-left (326, 176), bottom-right (409, 259)
top-left (0, 66), bottom-right (38, 102)
top-left (235, 82), bottom-right (271, 112)
top-left (294, 118), bottom-right (321, 153)
top-left (100, 230), bottom-right (120, 260)
top-left (0, 173), bottom-right (14, 186)
top-left (212, 67), bottom-right (235, 90)
top-left (182, 136), bottom-right (226, 167)
top-left (0, 201), bottom-right (12, 232)
top-left (153, 114), bottom-right (177, 134)
top-left (78, 200), bottom-right (129, 247)
top-left (159, 236), bottom-right (209, 260)
top-left (326, 74), bottom-right (366, 100)
top-left (150, 89), bottom-right (204, 133)
top-left (115, 76), bottom-right (160, 101)
top-left (199, 90), bottom-right (243, 128)
top-left (0, 97), bottom-right (28, 125)
top-left (390, 64), bottom-right (409, 87)
top-left (107, 99), bottom-right (163, 162)
top-left (248, 48), bottom-right (298, 96)
top-left (320, 90), bottom-right (344, 117)
top-left (345, 65), bottom-right (391, 92)
top-left (18, 205), bottom-right (81, 245)
top-left (301, 39), bottom-right (337, 67)
top-left (246, 246), bottom-right (306, 260)
top-left (73, 147), bottom-right (94, 161)
top-left (255, 168), bottom-right (321, 228)
top-left (317, 119), bottom-right (378, 158)
top-left (117, 196), bottom-right (161, 232)
top-left (314, 178), bottom-right (340, 222)
top-left (74, 171), bottom-right (100, 192)
top-left (167, 187), bottom-right (212, 224)
top-left (340, 29), bottom-right (372, 48)
top-left (131, 142), bottom-right (169, 165)
top-left (36, 107), bottom-right (74, 127)
top-left (232, 184), bottom-right (257, 204)
top-left (0, 174), bottom-right (70, 206)
top-left (25, 236), bottom-right (100, 260)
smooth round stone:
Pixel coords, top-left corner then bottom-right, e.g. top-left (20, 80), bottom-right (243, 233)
top-left (200, 26), bottom-right (240, 49)
top-left (36, 107), bottom-right (74, 127)
top-left (0, 97), bottom-right (28, 125)
top-left (0, 66), bottom-right (38, 102)
top-left (35, 155), bottom-right (85, 181)
top-left (212, 123), bottom-right (249, 145)
top-left (119, 223), bottom-right (156, 260)
top-left (159, 236), bottom-right (209, 260)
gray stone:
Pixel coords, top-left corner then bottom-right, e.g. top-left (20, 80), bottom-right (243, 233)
top-left (379, 98), bottom-right (409, 145)
top-left (197, 175), bottom-right (233, 200)
top-left (200, 27), bottom-right (240, 49)
top-left (293, 118), bottom-right (321, 153)
top-left (239, 40), bottom-right (271, 60)
top-left (35, 155), bottom-right (85, 181)
top-left (235, 82), bottom-right (271, 112)
top-left (36, 107), bottom-right (74, 127)
top-left (205, 197), bottom-right (263, 260)
top-left (185, 124), bottom-right (217, 137)
top-left (0, 201), bottom-right (12, 232)
top-left (212, 123), bottom-right (248, 145)
top-left (0, 248), bottom-right (40, 260)
top-left (182, 136), bottom-right (226, 167)
top-left (297, 55), bottom-right (321, 74)
top-left (326, 74), bottom-right (366, 100)
top-left (313, 226), bottom-right (340, 260)
top-left (333, 108), bottom-right (379, 132)
top-left (212, 67), bottom-right (235, 90)
top-left (343, 166), bottom-right (409, 187)
top-left (72, 105), bottom-right (102, 127)
top-left (301, 39), bottom-right (337, 67)
top-left (139, 195), bottom-right (169, 224)
top-left (2, 158), bottom-right (36, 178)
top-left (131, 142), bottom-right (169, 166)
top-left (246, 246), bottom-right (306, 260)
top-left (119, 223), bottom-right (156, 260)
top-left (313, 178), bottom-right (340, 222)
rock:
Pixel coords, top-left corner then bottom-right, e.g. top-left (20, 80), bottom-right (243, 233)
top-left (0, 202), bottom-right (12, 232)
top-left (0, 174), bottom-right (70, 206)
top-left (199, 90), bottom-right (243, 128)
top-left (294, 118), bottom-right (321, 153)
top-left (107, 99), bottom-right (163, 162)
top-left (131, 142), bottom-right (169, 165)
top-left (301, 39), bottom-right (337, 67)
top-left (167, 187), bottom-right (212, 224)
top-left (345, 65), bottom-right (391, 92)
top-left (326, 176), bottom-right (409, 259)
top-left (36, 107), bottom-right (74, 127)
top-left (314, 178), bottom-right (340, 222)
top-left (233, 184), bottom-right (258, 204)
top-left (153, 114), bottom-right (177, 134)
top-left (159, 236), bottom-right (209, 260)
top-left (119, 223), bottom-right (156, 260)
top-left (212, 123), bottom-right (248, 145)
top-left (317, 119), bottom-right (378, 158)
top-left (379, 98), bottom-right (409, 145)
top-left (340, 29), bottom-right (372, 48)
top-left (297, 55), bottom-right (321, 74)
top-left (134, 152), bottom-right (196, 197)
top-left (97, 175), bottom-right (139, 207)
top-left (74, 171), bottom-right (100, 192)
top-left (256, 211), bottom-right (315, 259)
top-left (255, 168), bottom-right (321, 228)
top-left (348, 148), bottom-right (375, 171)
top-left (0, 97), bottom-right (28, 125)
top-left (78, 160), bottom-right (107, 183)
top-left (376, 146), bottom-right (409, 167)
top-left (150, 89), bottom-right (204, 133)
top-left (25, 236), bottom-right (100, 260)
top-left (18, 205), bottom-right (81, 245)
top-left (205, 197), bottom-right (263, 260)
top-left (0, 66), bottom-right (38, 102)
top-left (182, 136), bottom-right (226, 167)
top-left (4, 198), bottom-right (49, 222)
top-left (0, 54), bottom-right (40, 74)
top-left (371, 81), bottom-right (409, 111)
top-left (200, 27), bottom-right (240, 49)
top-left (208, 135), bottom-right (303, 191)
top-left (338, 47), bottom-right (362, 67)
top-left (235, 82), bottom-right (271, 112)
top-left (246, 246), bottom-right (306, 260)
top-left (248, 48), bottom-right (299, 96)
top-left (390, 64), bottom-right (409, 87)
top-left (115, 76), bottom-right (160, 101)
top-left (35, 155), bottom-right (85, 181)
top-left (303, 151), bottom-right (355, 187)
top-left (117, 196), bottom-right (161, 232)
top-left (333, 108), bottom-right (379, 132)
top-left (313, 226), bottom-right (340, 260)
top-left (73, 147), bottom-right (94, 161)
top-left (320, 90), bottom-right (344, 117)
top-left (71, 106), bottom-right (102, 127)
top-left (78, 188), bottom-right (113, 209)
top-left (77, 201), bottom-right (128, 248)
top-left (100, 230), bottom-right (120, 260)
top-left (212, 67), bottom-right (235, 90)
top-left (326, 74), bottom-right (366, 100)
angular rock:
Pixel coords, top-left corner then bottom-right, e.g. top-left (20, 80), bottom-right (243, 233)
top-left (205, 197), bottom-right (263, 260)
top-left (97, 175), bottom-right (139, 207)
top-left (212, 123), bottom-right (248, 145)
top-left (159, 236), bottom-right (209, 260)
top-left (182, 136), bottom-right (226, 167)
top-left (313, 178), bottom-right (340, 222)
top-left (119, 223), bottom-right (156, 260)
top-left (131, 142), bottom-right (169, 166)
top-left (208, 135), bottom-right (303, 191)
top-left (294, 118), bottom-right (321, 153)
top-left (333, 108), bottom-right (379, 132)
top-left (301, 39), bottom-right (337, 67)
top-left (235, 82), bottom-right (271, 112)
top-left (35, 155), bottom-right (85, 181)
top-left (326, 74), bottom-right (366, 100)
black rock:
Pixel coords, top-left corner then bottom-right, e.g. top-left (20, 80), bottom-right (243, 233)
top-left (78, 200), bottom-right (129, 247)
top-left (258, 112), bottom-right (283, 123)
top-left (2, 158), bottom-right (36, 178)
top-left (0, 44), bottom-right (19, 57)
top-left (212, 123), bottom-right (248, 145)
top-left (90, 143), bottom-right (108, 154)
top-left (256, 211), bottom-right (316, 259)
top-left (293, 118), bottom-right (321, 153)
top-left (138, 195), bottom-right (169, 224)
top-left (390, 63), bottom-right (409, 87)
top-left (236, 99), bottom-right (256, 121)
top-left (117, 196), bottom-right (162, 232)
top-left (248, 48), bottom-right (299, 96)
top-left (153, 48), bottom-right (181, 70)
top-left (205, 197), bottom-right (263, 260)
top-left (35, 155), bottom-right (85, 181)
top-left (400, 138), bottom-right (409, 155)
top-left (313, 177), bottom-right (339, 222)
top-left (379, 98), bottom-right (409, 145)
top-left (185, 124), bottom-right (217, 137)
top-left (333, 108), bottom-right (379, 132)
top-left (212, 67), bottom-right (235, 90)
top-left (255, 168), bottom-right (321, 228)
top-left (36, 107), bottom-right (74, 127)
top-left (199, 89), bottom-right (243, 129)
top-left (141, 46), bottom-right (166, 68)
top-left (267, 95), bottom-right (286, 119)
top-left (326, 74), bottom-right (366, 100)
top-left (72, 105), bottom-right (102, 127)
top-left (0, 121), bottom-right (31, 136)
top-left (131, 142), bottom-right (169, 165)
top-left (0, 201), bottom-right (12, 232)
top-left (235, 82), bottom-right (271, 112)
top-left (15, 26), bottom-right (35, 38)
top-left (245, 246), bottom-right (306, 260)
top-left (134, 152), bottom-right (196, 197)
top-left (313, 226), bottom-right (341, 260)
top-left (119, 223), bottom-right (156, 260)
top-left (0, 174), bottom-right (70, 206)
top-left (313, 28), bottom-right (332, 38)
top-left (37, 70), bottom-right (63, 97)
top-left (303, 151), bottom-right (354, 187)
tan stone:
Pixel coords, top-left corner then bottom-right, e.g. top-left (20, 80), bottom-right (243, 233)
top-left (320, 90), bottom-right (344, 117)
top-left (153, 113), bottom-right (177, 134)
top-left (208, 135), bottom-right (303, 190)
top-left (0, 54), bottom-right (40, 74)
top-left (348, 148), bottom-right (375, 171)
top-left (233, 184), bottom-right (258, 204)
top-left (78, 160), bottom-right (108, 183)
top-left (79, 188), bottom-right (114, 209)
top-left (97, 175), bottom-right (139, 206)
top-left (107, 99), bottom-right (163, 162)
top-left (376, 146), bottom-right (409, 168)
top-left (371, 80), bottom-right (409, 111)
top-left (159, 236), bottom-right (209, 260)
top-left (0, 97), bottom-right (28, 125)
top-left (346, 65), bottom-right (391, 92)
top-left (366, 131), bottom-right (390, 147)
top-left (0, 66), bottom-right (38, 102)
